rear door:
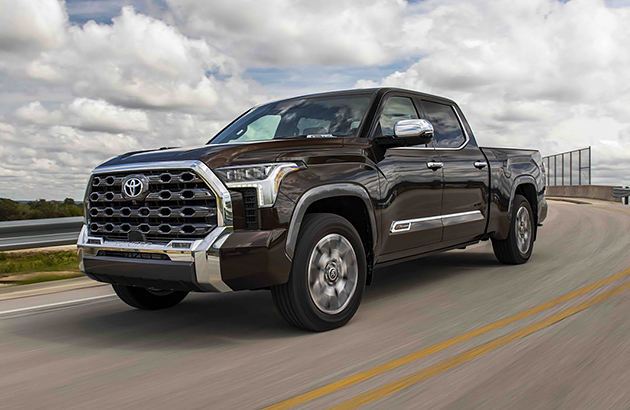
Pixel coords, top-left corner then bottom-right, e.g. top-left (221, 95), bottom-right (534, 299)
top-left (374, 93), bottom-right (444, 257)
top-left (418, 99), bottom-right (489, 244)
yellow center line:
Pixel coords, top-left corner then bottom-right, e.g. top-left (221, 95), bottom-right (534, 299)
top-left (328, 279), bottom-right (630, 410)
top-left (262, 267), bottom-right (630, 410)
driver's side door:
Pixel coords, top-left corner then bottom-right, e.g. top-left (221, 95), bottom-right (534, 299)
top-left (374, 94), bottom-right (444, 260)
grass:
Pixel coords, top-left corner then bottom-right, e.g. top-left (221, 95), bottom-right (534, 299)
top-left (0, 250), bottom-right (79, 274)
top-left (0, 250), bottom-right (82, 286)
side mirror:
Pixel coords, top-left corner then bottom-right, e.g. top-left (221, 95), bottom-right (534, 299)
top-left (374, 118), bottom-right (434, 148)
top-left (394, 119), bottom-right (434, 141)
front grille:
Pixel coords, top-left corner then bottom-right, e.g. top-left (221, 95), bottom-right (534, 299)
top-left (98, 250), bottom-right (170, 260)
top-left (86, 169), bottom-right (218, 244)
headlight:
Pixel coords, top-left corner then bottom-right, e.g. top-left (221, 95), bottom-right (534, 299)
top-left (215, 162), bottom-right (303, 207)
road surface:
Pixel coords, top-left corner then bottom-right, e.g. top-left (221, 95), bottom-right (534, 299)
top-left (1, 200), bottom-right (630, 409)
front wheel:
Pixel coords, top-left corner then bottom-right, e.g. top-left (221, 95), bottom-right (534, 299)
top-left (112, 284), bottom-right (188, 310)
top-left (492, 194), bottom-right (535, 264)
top-left (271, 213), bottom-right (367, 331)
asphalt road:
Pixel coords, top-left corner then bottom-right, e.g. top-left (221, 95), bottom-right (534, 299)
top-left (2, 200), bottom-right (630, 410)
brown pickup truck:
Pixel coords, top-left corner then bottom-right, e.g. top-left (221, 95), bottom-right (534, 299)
top-left (77, 87), bottom-right (547, 331)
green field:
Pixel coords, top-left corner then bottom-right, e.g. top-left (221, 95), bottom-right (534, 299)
top-left (0, 250), bottom-right (82, 286)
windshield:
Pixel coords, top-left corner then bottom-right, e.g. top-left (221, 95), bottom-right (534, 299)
top-left (208, 95), bottom-right (372, 144)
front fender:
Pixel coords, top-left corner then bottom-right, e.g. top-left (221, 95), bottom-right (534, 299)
top-left (284, 183), bottom-right (378, 260)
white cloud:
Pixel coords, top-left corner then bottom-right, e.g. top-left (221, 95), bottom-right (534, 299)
top-left (0, 2), bottom-right (259, 199)
top-left (14, 101), bottom-right (62, 125)
top-left (0, 0), bottom-right (67, 52)
top-left (22, 6), bottom-right (252, 116)
top-left (0, 122), bottom-right (144, 199)
top-left (166, 0), bottom-right (413, 67)
top-left (67, 98), bottom-right (150, 133)
top-left (356, 0), bottom-right (630, 185)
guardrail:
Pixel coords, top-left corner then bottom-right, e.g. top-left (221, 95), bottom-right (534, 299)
top-left (0, 217), bottom-right (83, 251)
top-left (613, 187), bottom-right (630, 205)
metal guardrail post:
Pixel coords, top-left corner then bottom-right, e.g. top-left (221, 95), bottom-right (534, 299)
top-left (612, 187), bottom-right (630, 205)
top-left (578, 150), bottom-right (582, 185)
top-left (588, 145), bottom-right (592, 185)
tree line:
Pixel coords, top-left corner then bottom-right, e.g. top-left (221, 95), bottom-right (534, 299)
top-left (0, 198), bottom-right (83, 221)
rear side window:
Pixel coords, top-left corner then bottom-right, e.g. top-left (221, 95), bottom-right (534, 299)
top-left (420, 101), bottom-right (466, 148)
top-left (374, 96), bottom-right (419, 137)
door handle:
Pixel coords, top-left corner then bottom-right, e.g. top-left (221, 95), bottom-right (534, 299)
top-left (427, 161), bottom-right (444, 170)
top-left (474, 161), bottom-right (487, 169)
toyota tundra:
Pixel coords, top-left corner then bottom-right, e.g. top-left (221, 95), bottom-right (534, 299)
top-left (77, 88), bottom-right (548, 331)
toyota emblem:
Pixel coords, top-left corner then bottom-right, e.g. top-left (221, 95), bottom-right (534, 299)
top-left (121, 175), bottom-right (149, 200)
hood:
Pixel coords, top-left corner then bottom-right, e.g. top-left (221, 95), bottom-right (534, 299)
top-left (95, 138), bottom-right (347, 170)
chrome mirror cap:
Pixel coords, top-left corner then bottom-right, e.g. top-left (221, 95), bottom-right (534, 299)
top-left (394, 119), bottom-right (434, 139)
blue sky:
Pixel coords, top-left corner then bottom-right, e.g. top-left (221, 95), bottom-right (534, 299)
top-left (65, 0), bottom-right (168, 24)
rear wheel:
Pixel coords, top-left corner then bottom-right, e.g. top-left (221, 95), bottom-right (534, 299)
top-left (271, 213), bottom-right (367, 331)
top-left (492, 194), bottom-right (535, 264)
top-left (112, 284), bottom-right (188, 310)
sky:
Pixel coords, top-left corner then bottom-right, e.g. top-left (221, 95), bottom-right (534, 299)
top-left (1, 0), bottom-right (630, 200)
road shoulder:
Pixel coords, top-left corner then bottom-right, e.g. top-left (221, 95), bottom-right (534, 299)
top-left (0, 276), bottom-right (105, 301)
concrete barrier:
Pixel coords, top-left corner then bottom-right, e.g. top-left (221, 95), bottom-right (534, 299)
top-left (547, 185), bottom-right (622, 202)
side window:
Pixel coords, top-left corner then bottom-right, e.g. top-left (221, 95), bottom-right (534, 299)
top-left (234, 115), bottom-right (281, 141)
top-left (420, 101), bottom-right (466, 148)
top-left (374, 96), bottom-right (419, 137)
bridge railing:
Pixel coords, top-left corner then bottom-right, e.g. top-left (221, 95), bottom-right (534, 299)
top-left (543, 147), bottom-right (591, 187)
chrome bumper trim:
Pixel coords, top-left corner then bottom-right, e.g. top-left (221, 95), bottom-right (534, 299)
top-left (78, 223), bottom-right (233, 292)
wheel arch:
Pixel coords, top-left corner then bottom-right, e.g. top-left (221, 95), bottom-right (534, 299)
top-left (509, 177), bottom-right (537, 218)
top-left (508, 176), bottom-right (539, 239)
top-left (285, 183), bottom-right (378, 263)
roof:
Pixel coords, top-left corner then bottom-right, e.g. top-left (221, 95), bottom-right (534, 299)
top-left (272, 87), bottom-right (457, 106)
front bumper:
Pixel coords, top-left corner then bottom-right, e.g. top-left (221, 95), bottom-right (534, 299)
top-left (78, 225), bottom-right (292, 292)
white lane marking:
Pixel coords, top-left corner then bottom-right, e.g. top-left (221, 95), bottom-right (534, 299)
top-left (0, 294), bottom-right (116, 316)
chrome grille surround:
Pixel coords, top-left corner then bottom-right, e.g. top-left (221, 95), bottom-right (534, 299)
top-left (86, 168), bottom-right (219, 243)
top-left (77, 160), bottom-right (233, 292)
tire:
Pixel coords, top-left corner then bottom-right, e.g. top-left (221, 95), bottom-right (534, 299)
top-left (492, 194), bottom-right (535, 264)
top-left (271, 213), bottom-right (367, 331)
top-left (112, 284), bottom-right (188, 310)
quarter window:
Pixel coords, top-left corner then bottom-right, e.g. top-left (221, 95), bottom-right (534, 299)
top-left (420, 101), bottom-right (466, 148)
top-left (374, 97), bottom-right (419, 137)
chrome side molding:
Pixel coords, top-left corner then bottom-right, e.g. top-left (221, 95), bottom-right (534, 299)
top-left (390, 210), bottom-right (484, 234)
